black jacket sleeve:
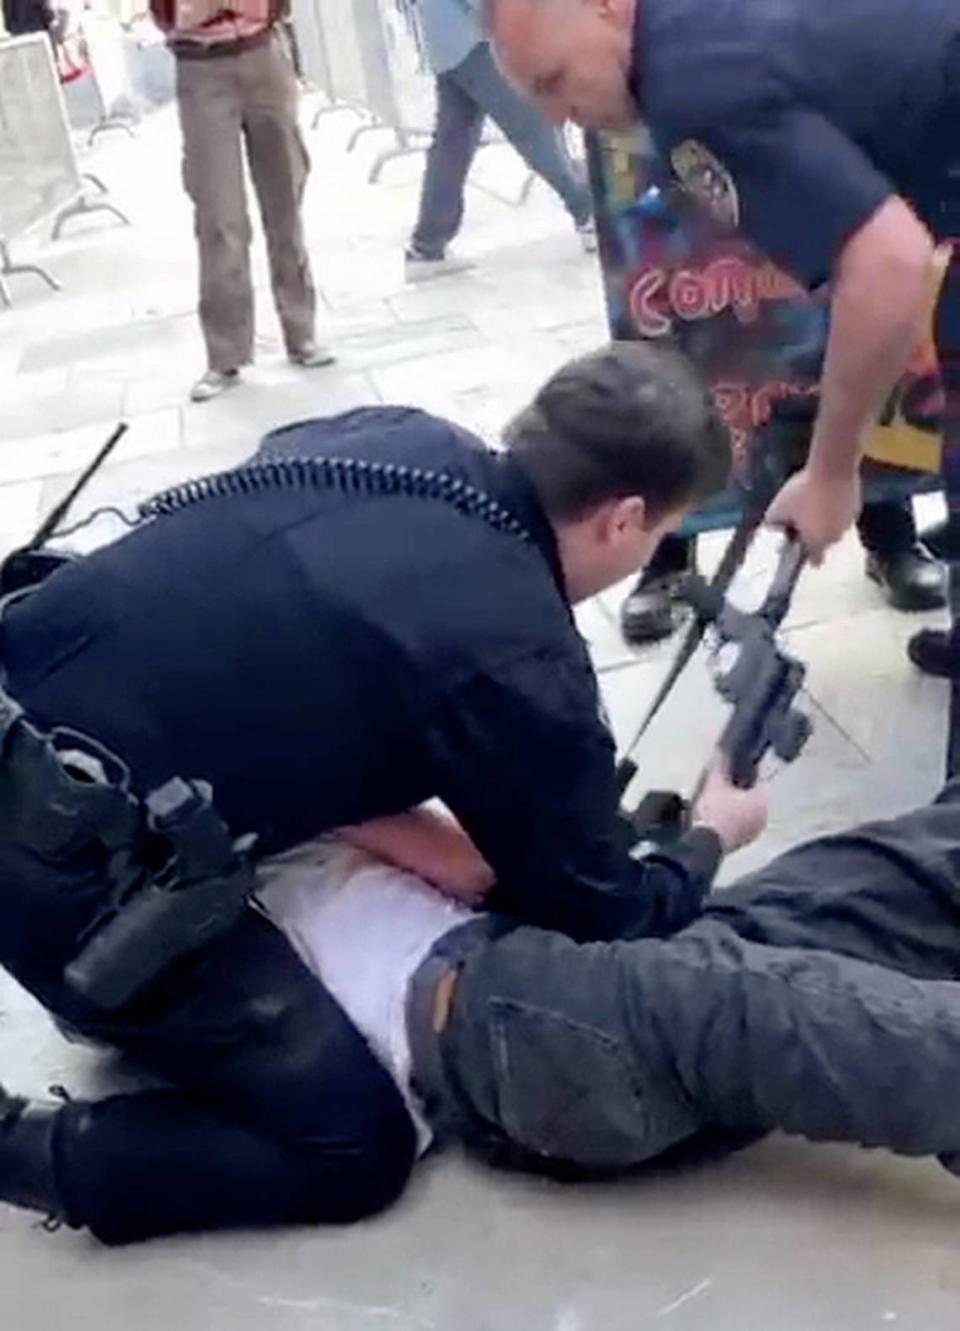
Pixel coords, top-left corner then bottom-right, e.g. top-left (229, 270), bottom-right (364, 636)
top-left (425, 648), bottom-right (722, 942)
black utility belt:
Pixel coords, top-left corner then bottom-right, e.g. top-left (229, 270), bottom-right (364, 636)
top-left (170, 25), bottom-right (274, 60)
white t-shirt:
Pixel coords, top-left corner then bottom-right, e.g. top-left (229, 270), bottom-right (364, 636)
top-left (258, 841), bottom-right (473, 1153)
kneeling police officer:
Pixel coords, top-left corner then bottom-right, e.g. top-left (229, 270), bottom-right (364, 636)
top-left (0, 342), bottom-right (751, 1243)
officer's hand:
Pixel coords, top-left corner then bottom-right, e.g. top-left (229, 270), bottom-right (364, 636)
top-left (691, 758), bottom-right (768, 853)
top-left (765, 465), bottom-right (861, 565)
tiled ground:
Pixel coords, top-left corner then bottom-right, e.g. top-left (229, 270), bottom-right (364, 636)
top-left (1, 87), bottom-right (958, 1331)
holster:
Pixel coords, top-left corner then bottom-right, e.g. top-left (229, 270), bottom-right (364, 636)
top-left (0, 677), bottom-right (256, 1012)
top-left (65, 779), bottom-right (258, 1011)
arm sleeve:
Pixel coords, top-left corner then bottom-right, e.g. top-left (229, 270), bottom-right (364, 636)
top-left (425, 650), bottom-right (722, 942)
top-left (694, 107), bottom-right (894, 289)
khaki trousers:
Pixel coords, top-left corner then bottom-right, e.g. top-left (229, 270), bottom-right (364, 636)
top-left (176, 30), bottom-right (316, 371)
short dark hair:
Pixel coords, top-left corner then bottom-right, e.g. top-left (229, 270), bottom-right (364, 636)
top-left (505, 341), bottom-right (731, 522)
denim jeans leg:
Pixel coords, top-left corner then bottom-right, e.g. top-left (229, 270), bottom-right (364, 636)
top-left (410, 70), bottom-right (485, 257)
top-left (437, 926), bottom-right (704, 1171)
top-left (454, 43), bottom-right (593, 225)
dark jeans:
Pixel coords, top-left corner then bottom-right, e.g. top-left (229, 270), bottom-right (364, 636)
top-left (427, 782), bottom-right (960, 1172)
top-left (0, 841), bottom-right (416, 1244)
top-left (410, 43), bottom-right (592, 258)
top-left (648, 497), bottom-right (923, 583)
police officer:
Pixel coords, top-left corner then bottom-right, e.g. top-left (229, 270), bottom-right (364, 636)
top-left (0, 342), bottom-right (754, 1243)
top-left (484, 0), bottom-right (960, 681)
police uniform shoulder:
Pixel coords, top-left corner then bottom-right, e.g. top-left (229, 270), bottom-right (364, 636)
top-left (376, 407), bottom-right (488, 456)
top-left (256, 406), bottom-right (487, 466)
top-left (641, 1), bottom-right (786, 141)
top-left (645, 59), bottom-right (783, 147)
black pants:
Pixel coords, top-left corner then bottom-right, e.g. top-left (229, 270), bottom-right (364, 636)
top-left (936, 249), bottom-right (960, 773)
top-left (648, 497), bottom-right (922, 583)
top-left (0, 841), bottom-right (416, 1244)
top-left (410, 43), bottom-right (592, 258)
top-left (434, 783), bottom-right (960, 1172)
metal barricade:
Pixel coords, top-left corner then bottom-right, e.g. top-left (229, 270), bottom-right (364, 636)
top-left (292, 0), bottom-right (539, 203)
top-left (0, 32), bottom-right (129, 307)
top-left (293, 0), bottom-right (433, 181)
top-left (79, 11), bottom-right (141, 145)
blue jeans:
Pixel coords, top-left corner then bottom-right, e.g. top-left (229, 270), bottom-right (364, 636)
top-left (410, 43), bottom-right (592, 258)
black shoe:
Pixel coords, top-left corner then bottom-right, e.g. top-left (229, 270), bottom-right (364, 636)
top-left (918, 519), bottom-right (959, 563)
top-left (620, 570), bottom-right (688, 646)
top-left (939, 1151), bottom-right (960, 1179)
top-left (865, 543), bottom-right (946, 612)
top-left (908, 628), bottom-right (959, 679)
top-left (0, 1084), bottom-right (67, 1219)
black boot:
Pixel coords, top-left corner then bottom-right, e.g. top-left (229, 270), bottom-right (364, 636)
top-left (938, 1151), bottom-right (960, 1178)
top-left (907, 629), bottom-right (959, 679)
top-left (0, 1084), bottom-right (69, 1220)
top-left (916, 516), bottom-right (960, 564)
top-left (621, 534), bottom-right (695, 647)
top-left (918, 518), bottom-right (951, 562)
top-left (865, 544), bottom-right (946, 611)
top-left (858, 498), bottom-right (946, 612)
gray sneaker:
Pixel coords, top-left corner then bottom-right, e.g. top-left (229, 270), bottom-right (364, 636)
top-left (404, 249), bottom-right (475, 284)
top-left (190, 368), bottom-right (240, 403)
top-left (289, 342), bottom-right (336, 368)
top-left (577, 219), bottom-right (598, 254)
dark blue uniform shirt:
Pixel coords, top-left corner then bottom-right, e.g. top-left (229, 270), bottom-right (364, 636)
top-left (631, 0), bottom-right (960, 289)
top-left (0, 407), bottom-right (721, 944)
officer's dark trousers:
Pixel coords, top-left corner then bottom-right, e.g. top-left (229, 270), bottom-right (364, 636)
top-left (438, 782), bottom-right (960, 1172)
top-left (937, 248), bottom-right (960, 772)
top-left (0, 842), bottom-right (416, 1244)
